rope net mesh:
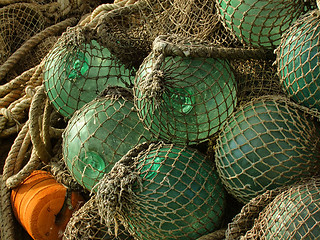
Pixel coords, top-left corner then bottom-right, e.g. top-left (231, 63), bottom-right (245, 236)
top-left (43, 26), bottom-right (137, 119)
top-left (94, 142), bottom-right (226, 240)
top-left (276, 10), bottom-right (320, 113)
top-left (64, 197), bottom-right (133, 240)
top-left (215, 95), bottom-right (320, 204)
top-left (62, 87), bottom-right (152, 192)
top-left (133, 36), bottom-right (238, 145)
top-left (0, 3), bottom-right (47, 59)
top-left (230, 179), bottom-right (320, 239)
top-left (216, 0), bottom-right (316, 49)
top-left (1, 0), bottom-right (320, 240)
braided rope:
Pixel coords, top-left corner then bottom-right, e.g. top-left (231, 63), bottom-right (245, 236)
top-left (29, 85), bottom-right (51, 164)
top-left (0, 66), bottom-right (35, 98)
top-left (153, 35), bottom-right (275, 60)
top-left (197, 229), bottom-right (226, 240)
top-left (0, 0), bottom-right (35, 5)
top-left (0, 17), bottom-right (77, 82)
top-left (226, 188), bottom-right (285, 240)
top-left (6, 147), bottom-right (41, 189)
top-left (1, 122), bottom-right (30, 240)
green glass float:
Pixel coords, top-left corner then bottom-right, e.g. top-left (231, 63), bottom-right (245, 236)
top-left (97, 143), bottom-right (226, 240)
top-left (215, 96), bottom-right (320, 203)
top-left (134, 53), bottom-right (237, 144)
top-left (276, 11), bottom-right (320, 111)
top-left (62, 89), bottom-right (152, 192)
top-left (217, 0), bottom-right (311, 48)
top-left (43, 30), bottom-right (134, 119)
top-left (252, 180), bottom-right (320, 239)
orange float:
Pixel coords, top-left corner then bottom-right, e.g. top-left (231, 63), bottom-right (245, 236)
top-left (11, 170), bottom-right (85, 240)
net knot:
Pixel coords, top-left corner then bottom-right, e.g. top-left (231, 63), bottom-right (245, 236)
top-left (140, 69), bottom-right (165, 103)
top-left (95, 142), bottom-right (151, 235)
top-left (0, 108), bottom-right (19, 125)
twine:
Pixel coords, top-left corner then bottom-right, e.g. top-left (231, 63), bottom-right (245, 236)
top-left (153, 35), bottom-right (275, 60)
top-left (0, 17), bottom-right (77, 82)
top-left (226, 187), bottom-right (289, 240)
top-left (197, 229), bottom-right (226, 240)
top-left (95, 142), bottom-right (154, 235)
top-left (0, 66), bottom-right (35, 98)
top-left (6, 147), bottom-right (41, 189)
top-left (29, 85), bottom-right (52, 164)
top-left (1, 121), bottom-right (30, 240)
top-left (80, 0), bottom-right (141, 27)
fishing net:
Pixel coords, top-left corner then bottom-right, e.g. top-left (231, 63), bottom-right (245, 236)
top-left (133, 35), bottom-right (238, 145)
top-left (0, 3), bottom-right (48, 67)
top-left (42, 25), bottom-right (139, 119)
top-left (91, 141), bottom-right (226, 240)
top-left (1, 0), bottom-right (319, 240)
top-left (64, 197), bottom-right (133, 239)
top-left (276, 10), bottom-right (320, 113)
top-left (214, 95), bottom-right (320, 204)
top-left (226, 178), bottom-right (320, 239)
top-left (216, 0), bottom-right (316, 49)
top-left (62, 86), bottom-right (153, 192)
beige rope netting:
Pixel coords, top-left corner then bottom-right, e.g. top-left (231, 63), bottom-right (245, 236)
top-left (1, 0), bottom-right (320, 240)
top-left (226, 178), bottom-right (320, 239)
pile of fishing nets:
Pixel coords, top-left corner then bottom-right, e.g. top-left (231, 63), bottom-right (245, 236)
top-left (1, 0), bottom-right (320, 240)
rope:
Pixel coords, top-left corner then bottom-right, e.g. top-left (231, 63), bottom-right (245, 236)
top-left (2, 122), bottom-right (29, 181)
top-left (0, 66), bottom-right (35, 98)
top-left (153, 35), bottom-right (275, 60)
top-left (0, 89), bottom-right (23, 108)
top-left (95, 0), bottom-right (145, 29)
top-left (82, 0), bottom-right (139, 27)
top-left (0, 17), bottom-right (77, 82)
top-left (0, 0), bottom-right (35, 4)
top-left (13, 130), bottom-right (31, 175)
top-left (1, 122), bottom-right (30, 240)
top-left (28, 63), bottom-right (44, 87)
top-left (197, 229), bottom-right (226, 240)
top-left (42, 99), bottom-right (52, 152)
top-left (225, 188), bottom-right (284, 240)
top-left (29, 85), bottom-right (52, 164)
top-left (6, 148), bottom-right (41, 189)
top-left (0, 123), bottom-right (24, 138)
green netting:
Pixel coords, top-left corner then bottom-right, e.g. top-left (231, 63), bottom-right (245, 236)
top-left (216, 0), bottom-right (316, 49)
top-left (95, 142), bottom-right (226, 240)
top-left (276, 10), bottom-right (320, 113)
top-left (215, 95), bottom-right (320, 204)
top-left (243, 179), bottom-right (320, 239)
top-left (62, 87), bottom-right (153, 192)
top-left (133, 36), bottom-right (238, 144)
top-left (43, 26), bottom-right (136, 119)
top-left (64, 197), bottom-right (133, 240)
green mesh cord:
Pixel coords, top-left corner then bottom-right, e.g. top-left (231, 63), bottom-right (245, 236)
top-left (244, 179), bottom-right (320, 239)
top-left (43, 26), bottom-right (136, 119)
top-left (96, 142), bottom-right (226, 240)
top-left (215, 95), bottom-right (320, 204)
top-left (62, 87), bottom-right (152, 192)
top-left (64, 197), bottom-right (133, 240)
top-left (276, 10), bottom-right (320, 112)
top-left (216, 0), bottom-right (315, 49)
top-left (134, 41), bottom-right (237, 144)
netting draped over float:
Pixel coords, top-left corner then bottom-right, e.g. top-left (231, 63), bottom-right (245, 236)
top-left (226, 178), bottom-right (320, 239)
top-left (1, 0), bottom-right (320, 240)
top-left (215, 95), bottom-right (320, 204)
